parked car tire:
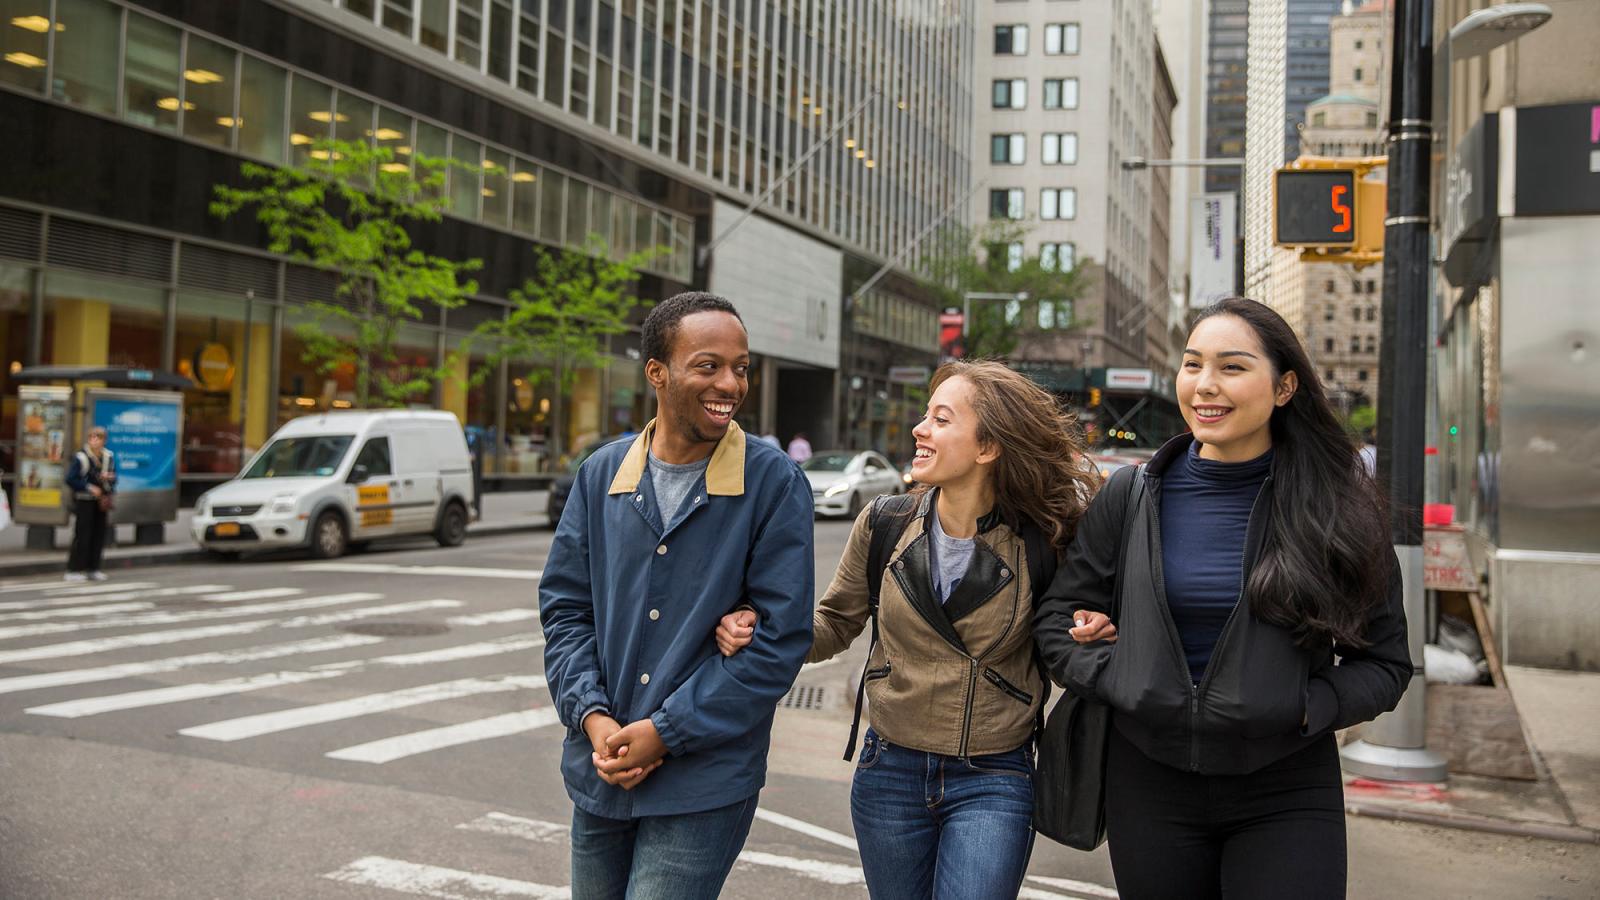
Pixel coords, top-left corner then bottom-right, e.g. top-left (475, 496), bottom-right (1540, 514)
top-left (310, 511), bottom-right (347, 559)
top-left (847, 491), bottom-right (863, 519)
top-left (434, 501), bottom-right (468, 547)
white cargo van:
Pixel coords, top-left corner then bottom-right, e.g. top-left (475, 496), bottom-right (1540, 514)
top-left (190, 410), bottom-right (475, 558)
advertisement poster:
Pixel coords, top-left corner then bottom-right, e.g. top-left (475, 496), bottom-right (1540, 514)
top-left (15, 386), bottom-right (71, 523)
top-left (91, 395), bottom-right (181, 494)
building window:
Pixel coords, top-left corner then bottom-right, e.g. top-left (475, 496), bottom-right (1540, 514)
top-left (991, 78), bottom-right (1026, 110)
top-left (1325, 338), bottom-right (1335, 352)
top-left (1006, 242), bottom-right (1024, 273)
top-left (1324, 305), bottom-right (1335, 322)
top-left (1042, 132), bottom-right (1078, 164)
top-left (990, 133), bottom-right (1026, 164)
top-left (1312, 112), bottom-right (1326, 127)
top-left (52, 0), bottom-right (120, 114)
top-left (1041, 242), bottom-right (1075, 271)
top-left (1355, 40), bottom-right (1364, 50)
top-left (184, 35), bottom-right (239, 150)
top-left (1358, 369), bottom-right (1369, 382)
top-left (1325, 280), bottom-right (1337, 293)
top-left (238, 56), bottom-right (288, 165)
top-left (1040, 188), bottom-right (1076, 220)
top-left (1354, 67), bottom-right (1363, 82)
top-left (1043, 78), bottom-right (1079, 110)
top-left (1037, 299), bottom-right (1073, 329)
top-left (1350, 336), bottom-right (1361, 353)
top-left (1366, 279), bottom-right (1377, 293)
top-left (0, 0), bottom-right (50, 94)
top-left (1366, 112), bottom-right (1378, 128)
top-left (1367, 305), bottom-right (1377, 321)
top-left (1352, 306), bottom-right (1362, 321)
top-left (1044, 23), bottom-right (1080, 56)
top-left (123, 13), bottom-right (183, 134)
top-left (989, 189), bottom-right (1024, 221)
top-left (994, 25), bottom-right (1028, 56)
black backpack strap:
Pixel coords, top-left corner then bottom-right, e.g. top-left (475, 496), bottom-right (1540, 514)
top-left (1022, 519), bottom-right (1059, 747)
top-left (844, 492), bottom-right (918, 760)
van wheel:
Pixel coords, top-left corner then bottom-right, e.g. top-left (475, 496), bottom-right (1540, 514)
top-left (434, 501), bottom-right (468, 547)
top-left (310, 512), bottom-right (347, 559)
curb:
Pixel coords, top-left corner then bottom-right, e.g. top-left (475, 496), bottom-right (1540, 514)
top-left (1344, 799), bottom-right (1600, 845)
top-left (0, 519), bottom-right (549, 579)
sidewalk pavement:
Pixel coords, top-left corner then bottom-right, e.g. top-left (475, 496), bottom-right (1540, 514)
top-left (0, 490), bottom-right (551, 577)
top-left (1343, 665), bottom-right (1600, 845)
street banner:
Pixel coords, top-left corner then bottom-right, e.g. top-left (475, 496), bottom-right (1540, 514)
top-left (14, 386), bottom-right (72, 526)
top-left (1189, 192), bottom-right (1236, 308)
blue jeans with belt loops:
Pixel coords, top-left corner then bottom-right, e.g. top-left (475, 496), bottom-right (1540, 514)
top-left (850, 728), bottom-right (1036, 900)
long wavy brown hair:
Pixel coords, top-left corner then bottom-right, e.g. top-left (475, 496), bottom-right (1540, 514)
top-left (921, 360), bottom-right (1100, 552)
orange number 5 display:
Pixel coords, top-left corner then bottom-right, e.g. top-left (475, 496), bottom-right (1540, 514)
top-left (1331, 184), bottom-right (1352, 234)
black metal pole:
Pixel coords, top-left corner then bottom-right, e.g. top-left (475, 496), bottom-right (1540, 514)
top-left (1341, 0), bottom-right (1447, 781)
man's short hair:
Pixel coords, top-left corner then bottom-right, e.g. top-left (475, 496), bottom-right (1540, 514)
top-left (641, 292), bottom-right (743, 366)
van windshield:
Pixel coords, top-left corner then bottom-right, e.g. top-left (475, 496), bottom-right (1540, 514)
top-left (242, 435), bottom-right (355, 479)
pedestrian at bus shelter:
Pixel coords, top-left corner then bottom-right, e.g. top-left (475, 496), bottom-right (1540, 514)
top-left (64, 426), bottom-right (116, 582)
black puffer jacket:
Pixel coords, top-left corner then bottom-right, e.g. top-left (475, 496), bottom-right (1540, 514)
top-left (1035, 435), bottom-right (1410, 775)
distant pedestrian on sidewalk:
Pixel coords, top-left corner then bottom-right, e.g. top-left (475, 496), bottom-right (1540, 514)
top-left (718, 360), bottom-right (1101, 899)
top-left (786, 431), bottom-right (811, 463)
top-left (64, 426), bottom-right (116, 582)
top-left (539, 292), bottom-right (815, 900)
top-left (1035, 297), bottom-right (1411, 899)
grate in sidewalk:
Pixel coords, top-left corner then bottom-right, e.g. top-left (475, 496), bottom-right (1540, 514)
top-left (778, 683), bottom-right (829, 711)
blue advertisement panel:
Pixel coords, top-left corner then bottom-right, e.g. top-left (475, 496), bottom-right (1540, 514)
top-left (92, 396), bottom-right (181, 493)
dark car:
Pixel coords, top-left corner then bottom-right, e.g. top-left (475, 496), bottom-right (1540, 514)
top-left (545, 435), bottom-right (630, 527)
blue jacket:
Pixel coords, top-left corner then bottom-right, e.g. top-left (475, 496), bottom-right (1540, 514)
top-left (539, 420), bottom-right (815, 818)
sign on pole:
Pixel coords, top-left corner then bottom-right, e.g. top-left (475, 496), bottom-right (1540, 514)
top-left (1189, 192), bottom-right (1236, 308)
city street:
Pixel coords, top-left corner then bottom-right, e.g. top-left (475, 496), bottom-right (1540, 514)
top-left (0, 521), bottom-right (1591, 899)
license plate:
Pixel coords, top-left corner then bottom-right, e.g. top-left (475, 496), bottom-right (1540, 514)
top-left (214, 522), bottom-right (240, 537)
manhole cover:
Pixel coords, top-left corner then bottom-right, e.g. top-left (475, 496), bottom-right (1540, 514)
top-left (778, 683), bottom-right (829, 711)
top-left (337, 622), bottom-right (450, 637)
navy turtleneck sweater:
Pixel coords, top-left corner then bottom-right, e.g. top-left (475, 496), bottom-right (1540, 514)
top-left (1159, 441), bottom-right (1273, 682)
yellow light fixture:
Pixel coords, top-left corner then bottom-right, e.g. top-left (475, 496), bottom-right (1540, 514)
top-left (813, 107), bottom-right (824, 116)
top-left (371, 127), bottom-right (406, 141)
top-left (844, 138), bottom-right (856, 148)
top-left (897, 100), bottom-right (907, 110)
top-left (395, 145), bottom-right (412, 154)
top-left (380, 162), bottom-right (409, 173)
top-left (156, 96), bottom-right (196, 111)
top-left (289, 132), bottom-right (313, 145)
top-left (294, 397), bottom-right (316, 407)
top-left (216, 116), bottom-right (241, 127)
top-left (331, 399), bottom-right (353, 409)
top-left (183, 68), bottom-right (224, 84)
top-left (854, 149), bottom-right (865, 159)
top-left (7, 361), bottom-right (20, 374)
top-left (307, 110), bottom-right (349, 123)
top-left (801, 96), bottom-right (810, 105)
top-left (481, 188), bottom-right (496, 197)
top-left (3, 51), bottom-right (45, 68)
top-left (865, 159), bottom-right (876, 168)
top-left (10, 15), bottom-right (61, 32)
top-left (308, 149), bottom-right (343, 161)
top-left (512, 171), bottom-right (536, 183)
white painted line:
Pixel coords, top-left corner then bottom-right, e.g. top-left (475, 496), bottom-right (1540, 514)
top-left (753, 808), bottom-right (859, 852)
top-left (294, 562), bottom-right (541, 580)
top-left (0, 584), bottom-right (232, 612)
top-left (456, 812), bottom-right (570, 843)
top-left (0, 599), bottom-right (456, 665)
top-left (358, 635), bottom-right (543, 667)
top-left (327, 707), bottom-right (561, 763)
top-left (41, 582), bottom-right (160, 596)
top-left (0, 592), bottom-right (383, 641)
top-left (180, 674), bottom-right (547, 742)
top-left (446, 609), bottom-right (539, 626)
top-left (27, 669), bottom-right (350, 718)
top-left (0, 601), bottom-right (155, 621)
top-left (202, 587), bottom-right (302, 602)
top-left (0, 580), bottom-right (89, 595)
top-left (323, 856), bottom-right (570, 899)
top-left (0, 634), bottom-right (384, 696)
top-left (1026, 875), bottom-right (1120, 898)
top-left (734, 850), bottom-right (864, 886)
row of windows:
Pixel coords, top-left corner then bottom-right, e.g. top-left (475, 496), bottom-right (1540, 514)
top-left (993, 23), bottom-right (1081, 57)
top-left (1323, 336), bottom-right (1379, 355)
top-left (989, 77), bottom-right (1080, 111)
top-left (1325, 279), bottom-right (1380, 294)
top-left (989, 132), bottom-right (1079, 165)
top-left (988, 188), bottom-right (1078, 222)
top-left (998, 241), bottom-right (1077, 273)
top-left (851, 289), bottom-right (938, 351)
top-left (1324, 304), bottom-right (1380, 322)
top-left (0, 0), bottom-right (694, 281)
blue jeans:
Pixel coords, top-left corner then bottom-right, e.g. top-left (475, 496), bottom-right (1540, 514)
top-left (850, 729), bottom-right (1035, 900)
top-left (569, 795), bottom-right (759, 900)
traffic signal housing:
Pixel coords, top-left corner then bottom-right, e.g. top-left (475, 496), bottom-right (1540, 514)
top-left (1273, 156), bottom-right (1386, 267)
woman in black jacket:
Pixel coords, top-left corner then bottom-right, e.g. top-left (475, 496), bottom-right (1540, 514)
top-left (1035, 298), bottom-right (1410, 899)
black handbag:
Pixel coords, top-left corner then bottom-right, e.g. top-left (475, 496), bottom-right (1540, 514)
top-left (1031, 467), bottom-right (1141, 851)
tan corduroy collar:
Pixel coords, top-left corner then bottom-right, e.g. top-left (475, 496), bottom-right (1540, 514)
top-left (607, 418), bottom-right (747, 497)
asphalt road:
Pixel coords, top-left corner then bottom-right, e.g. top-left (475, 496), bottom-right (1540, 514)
top-left (0, 521), bottom-right (1592, 899)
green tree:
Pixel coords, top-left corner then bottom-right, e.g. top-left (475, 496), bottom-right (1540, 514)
top-left (1345, 404), bottom-right (1377, 437)
top-left (211, 138), bottom-right (482, 408)
top-left (462, 234), bottom-right (662, 460)
top-left (924, 221), bottom-right (1092, 360)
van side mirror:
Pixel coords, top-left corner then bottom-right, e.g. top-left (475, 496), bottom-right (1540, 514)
top-left (348, 464), bottom-right (370, 484)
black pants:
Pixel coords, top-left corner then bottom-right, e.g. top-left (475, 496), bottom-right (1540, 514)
top-left (1104, 726), bottom-right (1347, 900)
top-left (68, 498), bottom-right (108, 574)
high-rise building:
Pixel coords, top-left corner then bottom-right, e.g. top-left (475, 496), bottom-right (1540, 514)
top-left (0, 0), bottom-right (973, 490)
top-left (1204, 0), bottom-right (1247, 196)
top-left (1148, 41), bottom-right (1180, 373)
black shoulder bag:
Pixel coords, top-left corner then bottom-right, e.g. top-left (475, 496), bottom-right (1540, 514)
top-left (1032, 466), bottom-right (1142, 851)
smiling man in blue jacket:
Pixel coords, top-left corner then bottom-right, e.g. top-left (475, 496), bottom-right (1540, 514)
top-left (539, 291), bottom-right (815, 899)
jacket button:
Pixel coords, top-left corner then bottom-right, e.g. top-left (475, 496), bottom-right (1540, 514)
top-left (999, 568), bottom-right (1010, 579)
top-left (894, 560), bottom-right (904, 570)
top-left (635, 494), bottom-right (642, 503)
top-left (640, 673), bottom-right (651, 685)
top-left (656, 544), bottom-right (667, 555)
top-left (649, 608), bottom-right (660, 621)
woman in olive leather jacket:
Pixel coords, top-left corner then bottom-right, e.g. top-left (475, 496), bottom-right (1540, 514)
top-left (1035, 298), bottom-right (1410, 900)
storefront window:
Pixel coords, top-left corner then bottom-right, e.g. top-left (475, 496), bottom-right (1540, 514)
top-left (605, 332), bottom-right (649, 436)
top-left (174, 291), bottom-right (253, 475)
top-left (238, 55), bottom-right (287, 164)
top-left (51, 0), bottom-right (119, 114)
top-left (123, 12), bottom-right (182, 133)
top-left (0, 0), bottom-right (51, 94)
top-left (182, 34), bottom-right (237, 149)
top-left (288, 74), bottom-right (334, 166)
top-left (43, 271), bottom-right (164, 373)
top-left (0, 263), bottom-right (33, 472)
top-left (502, 358), bottom-right (557, 474)
top-left (278, 305), bottom-right (354, 426)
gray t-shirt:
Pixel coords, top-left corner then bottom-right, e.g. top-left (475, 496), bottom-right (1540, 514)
top-left (647, 451), bottom-right (711, 525)
top-left (927, 510), bottom-right (977, 604)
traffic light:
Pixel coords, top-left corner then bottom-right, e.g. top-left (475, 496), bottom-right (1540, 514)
top-left (1273, 156), bottom-right (1386, 267)
top-left (1088, 387), bottom-right (1101, 407)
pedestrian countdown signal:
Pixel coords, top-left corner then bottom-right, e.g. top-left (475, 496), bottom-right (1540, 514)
top-left (1274, 169), bottom-right (1357, 247)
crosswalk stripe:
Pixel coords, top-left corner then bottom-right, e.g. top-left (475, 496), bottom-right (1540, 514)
top-left (179, 674), bottom-right (548, 742)
top-left (0, 601), bottom-right (154, 621)
top-left (0, 579), bottom-right (90, 595)
top-left (446, 609), bottom-right (538, 626)
top-left (327, 707), bottom-right (561, 764)
top-left (202, 587), bottom-right (302, 602)
top-left (0, 598), bottom-right (456, 665)
top-left (294, 563), bottom-right (541, 580)
top-left (0, 634), bottom-right (384, 696)
top-left (456, 812), bottom-right (571, 843)
top-left (0, 592), bottom-right (382, 641)
top-left (323, 856), bottom-right (570, 899)
top-left (1025, 875), bottom-right (1121, 899)
top-left (753, 809), bottom-right (858, 851)
top-left (0, 584), bottom-right (233, 612)
top-left (23, 635), bottom-right (543, 719)
top-left (41, 582), bottom-right (160, 596)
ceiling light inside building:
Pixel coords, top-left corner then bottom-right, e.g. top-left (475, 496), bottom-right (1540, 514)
top-left (380, 162), bottom-right (409, 173)
top-left (865, 159), bottom-right (875, 168)
top-left (184, 68), bottom-right (224, 84)
top-left (512, 172), bottom-right (536, 182)
top-left (215, 116), bottom-right (241, 127)
top-left (289, 133), bottom-right (313, 145)
top-left (308, 149), bottom-right (343, 160)
top-left (855, 149), bottom-right (866, 159)
top-left (844, 138), bottom-right (856, 148)
top-left (371, 128), bottom-right (405, 141)
top-left (307, 110), bottom-right (349, 123)
top-left (156, 96), bottom-right (196, 111)
top-left (481, 188), bottom-right (496, 197)
top-left (4, 51), bottom-right (45, 68)
top-left (10, 15), bottom-right (61, 33)
top-left (813, 107), bottom-right (824, 115)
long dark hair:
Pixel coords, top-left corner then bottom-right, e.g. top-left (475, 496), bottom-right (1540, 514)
top-left (1192, 298), bottom-right (1390, 648)
top-left (925, 360), bottom-right (1100, 553)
